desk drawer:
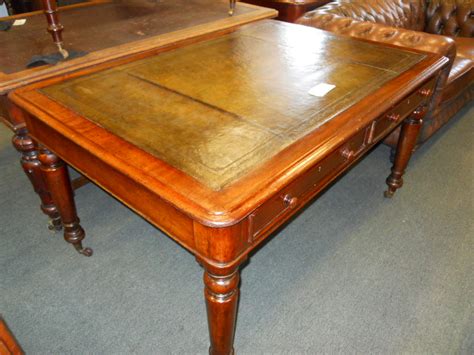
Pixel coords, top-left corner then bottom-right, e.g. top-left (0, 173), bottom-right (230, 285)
top-left (248, 78), bottom-right (436, 242)
top-left (368, 78), bottom-right (436, 144)
top-left (0, 95), bottom-right (10, 127)
top-left (249, 126), bottom-right (368, 242)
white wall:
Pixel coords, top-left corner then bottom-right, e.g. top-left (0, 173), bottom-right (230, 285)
top-left (0, 3), bottom-right (9, 18)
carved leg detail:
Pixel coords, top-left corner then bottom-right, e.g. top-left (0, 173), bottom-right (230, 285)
top-left (12, 127), bottom-right (62, 231)
top-left (385, 107), bottom-right (424, 198)
top-left (38, 147), bottom-right (92, 256)
top-left (204, 266), bottom-right (240, 355)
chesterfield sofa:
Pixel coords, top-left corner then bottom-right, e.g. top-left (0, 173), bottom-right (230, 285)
top-left (297, 0), bottom-right (473, 148)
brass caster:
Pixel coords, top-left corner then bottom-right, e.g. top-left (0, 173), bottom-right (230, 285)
top-left (78, 247), bottom-right (93, 257)
top-left (73, 242), bottom-right (93, 256)
top-left (384, 189), bottom-right (394, 198)
top-left (209, 347), bottom-right (234, 355)
top-left (56, 43), bottom-right (69, 59)
top-left (48, 220), bottom-right (63, 232)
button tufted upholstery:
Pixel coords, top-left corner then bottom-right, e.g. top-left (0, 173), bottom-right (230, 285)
top-left (312, 0), bottom-right (426, 30)
top-left (297, 0), bottom-right (473, 147)
top-left (425, 0), bottom-right (474, 37)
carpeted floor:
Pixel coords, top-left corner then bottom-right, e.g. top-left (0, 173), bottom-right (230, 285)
top-left (0, 104), bottom-right (473, 354)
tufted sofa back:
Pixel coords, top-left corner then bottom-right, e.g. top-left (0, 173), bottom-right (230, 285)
top-left (312, 0), bottom-right (427, 31)
top-left (307, 0), bottom-right (473, 37)
top-left (425, 0), bottom-right (474, 37)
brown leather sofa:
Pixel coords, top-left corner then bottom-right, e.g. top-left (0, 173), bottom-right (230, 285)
top-left (297, 0), bottom-right (473, 147)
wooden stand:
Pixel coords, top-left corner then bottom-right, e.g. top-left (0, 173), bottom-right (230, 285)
top-left (385, 107), bottom-right (425, 197)
top-left (38, 147), bottom-right (92, 256)
top-left (41, 0), bottom-right (68, 58)
top-left (203, 265), bottom-right (241, 355)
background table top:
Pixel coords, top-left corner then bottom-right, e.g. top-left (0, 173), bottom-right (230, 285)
top-left (0, 0), bottom-right (276, 93)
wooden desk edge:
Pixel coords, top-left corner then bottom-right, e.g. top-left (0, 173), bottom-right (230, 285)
top-left (8, 53), bottom-right (448, 230)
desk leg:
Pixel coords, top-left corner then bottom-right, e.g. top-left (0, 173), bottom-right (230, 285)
top-left (203, 264), bottom-right (240, 355)
top-left (385, 107), bottom-right (424, 197)
top-left (38, 146), bottom-right (92, 257)
top-left (12, 127), bottom-right (62, 231)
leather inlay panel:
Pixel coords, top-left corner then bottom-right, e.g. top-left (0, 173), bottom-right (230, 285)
top-left (41, 25), bottom-right (425, 190)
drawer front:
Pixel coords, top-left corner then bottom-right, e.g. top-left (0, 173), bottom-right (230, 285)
top-left (248, 77), bottom-right (436, 242)
top-left (249, 126), bottom-right (369, 241)
top-left (368, 77), bottom-right (436, 144)
top-left (0, 95), bottom-right (10, 127)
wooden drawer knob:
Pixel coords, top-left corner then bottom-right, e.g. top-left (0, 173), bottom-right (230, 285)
top-left (340, 147), bottom-right (355, 160)
top-left (419, 88), bottom-right (432, 97)
top-left (387, 112), bottom-right (401, 122)
top-left (283, 194), bottom-right (298, 208)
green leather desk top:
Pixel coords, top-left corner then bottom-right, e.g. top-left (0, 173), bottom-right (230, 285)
top-left (40, 21), bottom-right (426, 190)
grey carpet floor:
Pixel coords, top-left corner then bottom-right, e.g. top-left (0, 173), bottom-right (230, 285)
top-left (0, 104), bottom-right (473, 354)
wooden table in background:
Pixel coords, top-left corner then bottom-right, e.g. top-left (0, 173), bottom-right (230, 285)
top-left (239, 0), bottom-right (331, 22)
top-left (0, 0), bottom-right (276, 230)
top-left (9, 20), bottom-right (447, 354)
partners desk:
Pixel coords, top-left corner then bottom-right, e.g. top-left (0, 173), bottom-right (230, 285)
top-left (0, 0), bottom-right (276, 229)
top-left (9, 20), bottom-right (447, 354)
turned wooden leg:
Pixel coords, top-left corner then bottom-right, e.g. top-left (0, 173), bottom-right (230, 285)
top-left (38, 146), bottom-right (92, 256)
top-left (203, 264), bottom-right (240, 355)
top-left (12, 127), bottom-right (62, 231)
top-left (385, 107), bottom-right (424, 198)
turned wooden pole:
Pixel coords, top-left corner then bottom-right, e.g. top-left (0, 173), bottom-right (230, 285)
top-left (385, 107), bottom-right (425, 198)
top-left (202, 260), bottom-right (242, 355)
top-left (38, 147), bottom-right (92, 256)
top-left (7, 102), bottom-right (62, 231)
top-left (41, 0), bottom-right (69, 58)
top-left (229, 0), bottom-right (236, 15)
top-left (12, 127), bottom-right (62, 231)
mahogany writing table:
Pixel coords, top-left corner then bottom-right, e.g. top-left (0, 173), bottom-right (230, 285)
top-left (9, 20), bottom-right (447, 354)
top-left (0, 0), bottom-right (276, 229)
